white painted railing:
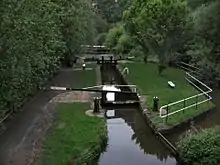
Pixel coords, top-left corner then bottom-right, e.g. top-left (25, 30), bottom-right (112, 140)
top-left (159, 72), bottom-right (212, 118)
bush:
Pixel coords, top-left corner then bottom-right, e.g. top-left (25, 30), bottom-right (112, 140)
top-left (177, 126), bottom-right (220, 165)
top-left (115, 34), bottom-right (133, 55)
top-left (104, 24), bottom-right (123, 50)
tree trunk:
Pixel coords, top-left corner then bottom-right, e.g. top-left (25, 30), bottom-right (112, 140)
top-left (144, 56), bottom-right (147, 63)
top-left (158, 64), bottom-right (166, 74)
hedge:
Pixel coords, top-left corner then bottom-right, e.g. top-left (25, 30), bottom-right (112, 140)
top-left (177, 126), bottom-right (220, 165)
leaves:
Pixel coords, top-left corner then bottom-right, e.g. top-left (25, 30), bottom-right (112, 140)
top-left (104, 24), bottom-right (123, 49)
top-left (0, 0), bottom-right (95, 124)
top-left (177, 126), bottom-right (220, 165)
top-left (123, 0), bottom-right (188, 70)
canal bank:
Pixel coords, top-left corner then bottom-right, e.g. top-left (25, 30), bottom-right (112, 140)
top-left (166, 90), bottom-right (220, 143)
top-left (98, 62), bottom-right (177, 165)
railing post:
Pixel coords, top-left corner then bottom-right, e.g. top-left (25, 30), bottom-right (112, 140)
top-left (110, 56), bottom-right (113, 64)
top-left (196, 94), bottom-right (198, 109)
top-left (183, 98), bottom-right (186, 113)
top-left (166, 104), bottom-right (169, 123)
top-left (102, 56), bottom-right (104, 64)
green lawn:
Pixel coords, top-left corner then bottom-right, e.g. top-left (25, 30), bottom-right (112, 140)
top-left (41, 103), bottom-right (107, 165)
top-left (122, 62), bottom-right (215, 128)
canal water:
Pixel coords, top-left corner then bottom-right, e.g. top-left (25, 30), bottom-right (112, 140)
top-left (98, 107), bottom-right (177, 165)
top-left (98, 63), bottom-right (177, 165)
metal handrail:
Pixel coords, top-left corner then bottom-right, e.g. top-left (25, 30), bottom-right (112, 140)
top-left (159, 72), bottom-right (213, 118)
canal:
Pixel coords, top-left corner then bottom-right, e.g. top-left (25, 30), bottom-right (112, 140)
top-left (98, 63), bottom-right (177, 165)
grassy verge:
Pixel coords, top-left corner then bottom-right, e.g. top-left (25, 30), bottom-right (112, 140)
top-left (121, 62), bottom-right (215, 128)
top-left (41, 103), bottom-right (107, 165)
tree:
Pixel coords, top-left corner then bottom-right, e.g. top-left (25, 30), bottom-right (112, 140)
top-left (115, 34), bottom-right (133, 55)
top-left (95, 0), bottom-right (131, 23)
top-left (0, 0), bottom-right (65, 121)
top-left (123, 0), bottom-right (189, 74)
top-left (186, 1), bottom-right (220, 86)
top-left (191, 1), bottom-right (220, 62)
top-left (104, 24), bottom-right (123, 50)
top-left (187, 0), bottom-right (217, 9)
top-left (0, 0), bottom-right (96, 127)
top-left (54, 0), bottom-right (96, 66)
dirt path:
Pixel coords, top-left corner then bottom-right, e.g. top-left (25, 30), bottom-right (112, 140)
top-left (0, 68), bottom-right (96, 165)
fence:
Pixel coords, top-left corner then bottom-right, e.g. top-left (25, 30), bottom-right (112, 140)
top-left (159, 72), bottom-right (212, 119)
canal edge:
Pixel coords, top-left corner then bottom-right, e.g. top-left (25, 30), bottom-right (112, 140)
top-left (114, 65), bottom-right (181, 160)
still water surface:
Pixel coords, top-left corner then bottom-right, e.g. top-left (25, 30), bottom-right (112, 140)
top-left (98, 108), bottom-right (177, 165)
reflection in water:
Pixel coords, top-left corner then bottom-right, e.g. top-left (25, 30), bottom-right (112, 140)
top-left (98, 108), bottom-right (177, 165)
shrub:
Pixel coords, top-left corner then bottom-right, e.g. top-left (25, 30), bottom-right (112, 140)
top-left (115, 34), bottom-right (133, 55)
top-left (104, 24), bottom-right (123, 50)
top-left (177, 126), bottom-right (220, 165)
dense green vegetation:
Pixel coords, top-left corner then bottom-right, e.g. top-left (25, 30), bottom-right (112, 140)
top-left (177, 126), bottom-right (220, 165)
top-left (122, 62), bottom-right (214, 127)
top-left (105, 0), bottom-right (220, 86)
top-left (94, 0), bottom-right (131, 23)
top-left (107, 0), bottom-right (220, 163)
top-left (41, 103), bottom-right (107, 165)
top-left (0, 0), bottom-right (97, 126)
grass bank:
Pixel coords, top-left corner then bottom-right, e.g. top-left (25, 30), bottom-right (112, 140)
top-left (41, 103), bottom-right (107, 165)
top-left (121, 62), bottom-right (214, 128)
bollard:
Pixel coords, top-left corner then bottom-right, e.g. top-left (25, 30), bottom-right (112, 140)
top-left (93, 97), bottom-right (100, 113)
top-left (153, 96), bottom-right (159, 111)
top-left (183, 99), bottom-right (186, 113)
top-left (196, 94), bottom-right (198, 109)
top-left (82, 63), bottom-right (86, 70)
top-left (144, 56), bottom-right (147, 63)
top-left (110, 56), bottom-right (113, 64)
top-left (166, 105), bottom-right (169, 123)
